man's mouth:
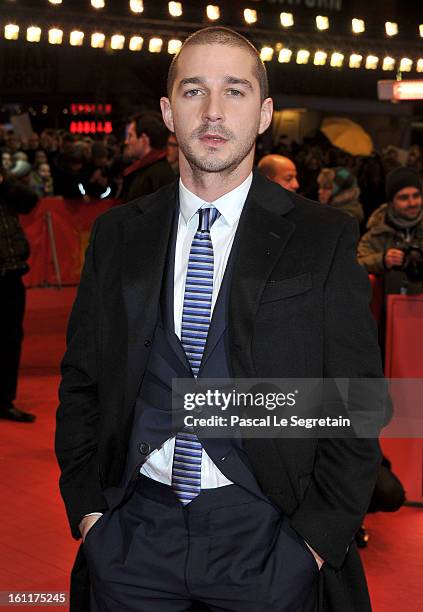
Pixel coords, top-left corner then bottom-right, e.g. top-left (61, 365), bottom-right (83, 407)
top-left (200, 134), bottom-right (228, 146)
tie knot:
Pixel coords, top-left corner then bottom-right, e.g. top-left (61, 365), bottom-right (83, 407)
top-left (198, 206), bottom-right (220, 232)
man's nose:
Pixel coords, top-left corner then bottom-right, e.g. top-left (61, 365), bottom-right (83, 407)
top-left (202, 92), bottom-right (224, 123)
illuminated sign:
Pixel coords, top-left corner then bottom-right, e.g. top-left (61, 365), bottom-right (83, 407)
top-left (68, 102), bottom-right (113, 133)
top-left (378, 80), bottom-right (423, 101)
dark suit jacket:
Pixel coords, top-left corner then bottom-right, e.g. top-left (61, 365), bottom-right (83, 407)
top-left (55, 171), bottom-right (384, 611)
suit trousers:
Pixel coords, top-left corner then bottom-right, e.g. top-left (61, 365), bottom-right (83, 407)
top-left (85, 475), bottom-right (318, 612)
top-left (0, 272), bottom-right (25, 406)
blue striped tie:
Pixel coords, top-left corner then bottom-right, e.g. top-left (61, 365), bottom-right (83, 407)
top-left (171, 206), bottom-right (220, 505)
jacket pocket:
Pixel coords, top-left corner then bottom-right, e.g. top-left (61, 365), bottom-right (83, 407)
top-left (261, 272), bottom-right (312, 303)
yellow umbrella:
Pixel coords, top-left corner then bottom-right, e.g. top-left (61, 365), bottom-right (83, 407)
top-left (321, 117), bottom-right (373, 156)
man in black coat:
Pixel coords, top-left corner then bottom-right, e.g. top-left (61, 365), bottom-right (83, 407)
top-left (56, 27), bottom-right (384, 612)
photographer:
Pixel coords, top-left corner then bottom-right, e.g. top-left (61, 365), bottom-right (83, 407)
top-left (0, 163), bottom-right (38, 422)
top-left (358, 167), bottom-right (423, 294)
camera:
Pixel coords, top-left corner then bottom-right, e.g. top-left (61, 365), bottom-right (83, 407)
top-left (402, 244), bottom-right (423, 282)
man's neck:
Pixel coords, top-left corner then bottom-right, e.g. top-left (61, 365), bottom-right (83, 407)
top-left (179, 156), bottom-right (253, 203)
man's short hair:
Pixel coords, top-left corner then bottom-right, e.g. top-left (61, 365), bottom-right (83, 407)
top-left (167, 26), bottom-right (269, 103)
top-left (130, 111), bottom-right (169, 150)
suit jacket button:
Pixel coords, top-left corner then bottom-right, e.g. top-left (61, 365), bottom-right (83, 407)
top-left (138, 442), bottom-right (151, 455)
top-left (144, 339), bottom-right (152, 348)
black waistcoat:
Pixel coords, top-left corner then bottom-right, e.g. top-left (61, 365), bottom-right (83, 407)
top-left (120, 208), bottom-right (263, 498)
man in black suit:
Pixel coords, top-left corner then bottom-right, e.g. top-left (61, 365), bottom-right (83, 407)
top-left (56, 26), bottom-right (384, 612)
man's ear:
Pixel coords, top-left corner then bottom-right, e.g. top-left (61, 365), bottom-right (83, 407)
top-left (160, 97), bottom-right (175, 133)
top-left (258, 97), bottom-right (273, 135)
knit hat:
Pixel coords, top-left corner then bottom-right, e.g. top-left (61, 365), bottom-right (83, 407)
top-left (385, 167), bottom-right (422, 202)
top-left (317, 167), bottom-right (355, 196)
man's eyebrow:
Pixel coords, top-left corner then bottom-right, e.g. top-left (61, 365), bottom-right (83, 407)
top-left (178, 76), bottom-right (253, 89)
top-left (223, 76), bottom-right (253, 89)
top-left (178, 77), bottom-right (205, 88)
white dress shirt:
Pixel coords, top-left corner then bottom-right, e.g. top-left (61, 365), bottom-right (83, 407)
top-left (140, 173), bottom-right (253, 488)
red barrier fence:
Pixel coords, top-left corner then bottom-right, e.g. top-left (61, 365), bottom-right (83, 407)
top-left (21, 197), bottom-right (118, 287)
top-left (382, 294), bottom-right (423, 504)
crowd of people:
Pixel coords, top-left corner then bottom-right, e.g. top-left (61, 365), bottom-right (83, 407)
top-left (1, 112), bottom-right (422, 427)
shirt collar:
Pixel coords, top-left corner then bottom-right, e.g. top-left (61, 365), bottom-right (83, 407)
top-left (179, 172), bottom-right (253, 227)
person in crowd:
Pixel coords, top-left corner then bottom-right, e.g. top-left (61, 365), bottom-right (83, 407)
top-left (5, 131), bottom-right (21, 154)
top-left (257, 154), bottom-right (299, 192)
top-left (31, 162), bottom-right (54, 198)
top-left (56, 26), bottom-right (384, 612)
top-left (40, 128), bottom-right (59, 163)
top-left (1, 151), bottom-right (13, 171)
top-left (25, 132), bottom-right (41, 164)
top-left (86, 142), bottom-right (113, 199)
top-left (407, 144), bottom-right (422, 176)
top-left (0, 163), bottom-right (38, 422)
top-left (356, 154), bottom-right (387, 223)
top-left (167, 132), bottom-right (179, 175)
top-left (52, 146), bottom-right (90, 199)
top-left (120, 110), bottom-right (175, 202)
top-left (298, 148), bottom-right (323, 200)
top-left (358, 167), bottom-right (423, 295)
top-left (34, 150), bottom-right (48, 166)
top-left (317, 167), bottom-right (364, 224)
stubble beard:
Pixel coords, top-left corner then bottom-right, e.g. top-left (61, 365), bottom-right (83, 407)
top-left (176, 119), bottom-right (260, 176)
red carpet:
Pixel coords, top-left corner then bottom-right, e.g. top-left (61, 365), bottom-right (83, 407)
top-left (0, 287), bottom-right (422, 611)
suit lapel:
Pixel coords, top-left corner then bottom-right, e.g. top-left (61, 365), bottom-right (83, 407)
top-left (122, 182), bottom-right (178, 404)
top-left (229, 171), bottom-right (296, 376)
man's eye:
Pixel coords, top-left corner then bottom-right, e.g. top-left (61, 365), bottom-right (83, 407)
top-left (184, 89), bottom-right (202, 97)
top-left (227, 89), bottom-right (243, 96)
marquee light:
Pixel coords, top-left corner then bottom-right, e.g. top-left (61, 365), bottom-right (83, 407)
top-left (385, 22), bottom-right (398, 37)
top-left (417, 59), bottom-right (423, 73)
top-left (27, 26), bottom-right (41, 42)
top-left (349, 53), bottom-right (363, 68)
top-left (316, 16), bottom-right (329, 31)
top-left (48, 0), bottom-right (62, 4)
top-left (260, 46), bottom-right (274, 62)
top-left (169, 2), bottom-right (182, 17)
top-left (111, 34), bottom-right (125, 50)
top-left (365, 55), bottom-right (379, 70)
top-left (130, 0), bottom-right (144, 13)
top-left (168, 39), bottom-right (182, 54)
top-left (91, 0), bottom-right (105, 9)
top-left (4, 24), bottom-right (19, 40)
top-left (313, 50), bottom-right (327, 66)
top-left (70, 30), bottom-right (84, 46)
top-left (48, 28), bottom-right (63, 44)
top-left (382, 57), bottom-right (395, 71)
top-left (129, 35), bottom-right (143, 51)
top-left (280, 12), bottom-right (294, 28)
top-left (91, 32), bottom-right (105, 48)
top-left (149, 37), bottom-right (163, 52)
top-left (420, 25), bottom-right (423, 38)
top-left (278, 48), bottom-right (292, 63)
top-left (399, 58), bottom-right (413, 72)
top-left (206, 5), bottom-right (220, 21)
top-left (352, 18), bottom-right (365, 34)
top-left (244, 9), bottom-right (257, 25)
top-left (330, 52), bottom-right (344, 68)
top-left (296, 49), bottom-right (310, 65)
